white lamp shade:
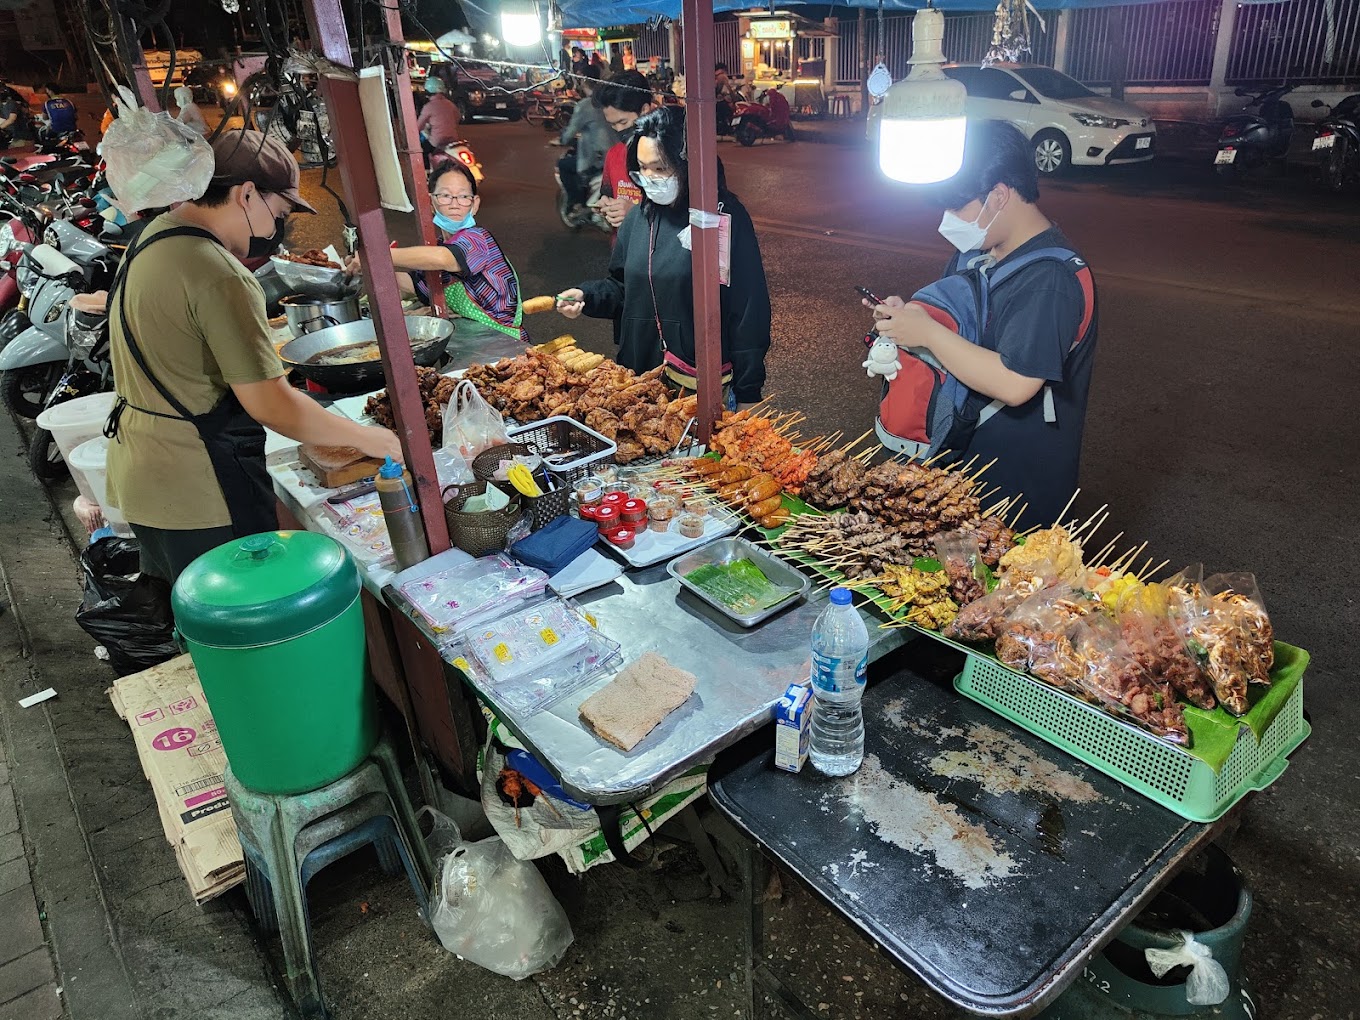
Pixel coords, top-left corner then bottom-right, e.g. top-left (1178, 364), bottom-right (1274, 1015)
top-left (501, 11), bottom-right (541, 47)
top-left (878, 116), bottom-right (967, 184)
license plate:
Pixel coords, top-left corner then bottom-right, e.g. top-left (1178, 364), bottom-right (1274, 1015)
top-left (495, 102), bottom-right (507, 109)
top-left (1214, 148), bottom-right (1237, 165)
top-left (1313, 134), bottom-right (1336, 150)
top-left (1135, 136), bottom-right (1151, 149)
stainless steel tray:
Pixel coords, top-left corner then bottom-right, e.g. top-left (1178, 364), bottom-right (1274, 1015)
top-left (667, 537), bottom-right (810, 628)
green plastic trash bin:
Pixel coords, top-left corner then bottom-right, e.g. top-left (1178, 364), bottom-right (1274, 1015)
top-left (172, 531), bottom-right (378, 795)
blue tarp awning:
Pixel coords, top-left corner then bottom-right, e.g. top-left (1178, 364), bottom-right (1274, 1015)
top-left (558, 0), bottom-right (1200, 29)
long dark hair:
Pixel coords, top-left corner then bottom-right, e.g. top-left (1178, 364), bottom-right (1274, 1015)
top-left (625, 105), bottom-right (728, 213)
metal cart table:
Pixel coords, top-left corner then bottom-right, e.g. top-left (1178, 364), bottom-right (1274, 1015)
top-left (708, 645), bottom-right (1227, 1018)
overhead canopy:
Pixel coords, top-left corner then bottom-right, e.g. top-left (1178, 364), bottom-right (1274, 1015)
top-left (558, 0), bottom-right (1198, 29)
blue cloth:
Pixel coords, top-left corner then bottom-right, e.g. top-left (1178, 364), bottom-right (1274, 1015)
top-left (510, 515), bottom-right (598, 575)
top-left (44, 97), bottom-right (77, 134)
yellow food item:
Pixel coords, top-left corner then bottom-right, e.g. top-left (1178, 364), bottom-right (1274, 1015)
top-left (999, 526), bottom-right (1084, 585)
top-left (854, 563), bottom-right (959, 630)
top-left (1097, 572), bottom-right (1143, 609)
top-left (522, 295), bottom-right (557, 315)
top-left (534, 334), bottom-right (577, 355)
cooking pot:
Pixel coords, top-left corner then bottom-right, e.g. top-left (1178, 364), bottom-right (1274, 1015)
top-left (278, 315), bottom-right (453, 395)
top-left (280, 293), bottom-right (363, 336)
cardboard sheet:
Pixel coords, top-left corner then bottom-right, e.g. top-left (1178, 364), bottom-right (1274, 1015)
top-left (108, 655), bottom-right (244, 903)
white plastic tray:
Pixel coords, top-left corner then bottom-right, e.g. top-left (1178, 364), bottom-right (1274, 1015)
top-left (597, 505), bottom-right (740, 570)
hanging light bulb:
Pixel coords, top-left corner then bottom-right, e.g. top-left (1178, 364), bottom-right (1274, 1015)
top-left (500, 0), bottom-right (542, 48)
top-left (877, 5), bottom-right (967, 185)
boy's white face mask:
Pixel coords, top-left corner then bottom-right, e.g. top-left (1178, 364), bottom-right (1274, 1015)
top-left (938, 196), bottom-right (999, 253)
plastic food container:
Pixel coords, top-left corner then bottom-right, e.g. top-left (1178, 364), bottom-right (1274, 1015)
top-left (677, 513), bottom-right (706, 540)
top-left (682, 494), bottom-right (709, 517)
top-left (620, 498), bottom-right (648, 523)
top-left (601, 491), bottom-right (626, 508)
top-left (574, 478), bottom-right (604, 507)
top-left (605, 528), bottom-right (636, 550)
top-left (594, 505), bottom-right (620, 532)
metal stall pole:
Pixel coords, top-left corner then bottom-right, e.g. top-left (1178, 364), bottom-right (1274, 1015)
top-left (681, 0), bottom-right (724, 444)
top-left (375, 5), bottom-right (448, 317)
top-left (303, 0), bottom-right (451, 554)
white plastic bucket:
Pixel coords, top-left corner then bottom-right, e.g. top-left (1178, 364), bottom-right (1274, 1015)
top-left (68, 435), bottom-right (132, 536)
top-left (37, 393), bottom-right (117, 502)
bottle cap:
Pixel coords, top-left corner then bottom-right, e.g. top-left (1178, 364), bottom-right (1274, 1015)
top-left (830, 587), bottom-right (852, 606)
top-left (378, 457), bottom-right (403, 479)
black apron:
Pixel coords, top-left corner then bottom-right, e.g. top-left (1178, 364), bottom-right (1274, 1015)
top-left (103, 226), bottom-right (277, 538)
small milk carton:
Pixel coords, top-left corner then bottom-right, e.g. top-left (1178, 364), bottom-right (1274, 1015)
top-left (774, 681), bottom-right (812, 773)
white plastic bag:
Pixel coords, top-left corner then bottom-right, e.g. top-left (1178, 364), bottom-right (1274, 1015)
top-left (429, 832), bottom-right (573, 980)
top-left (442, 380), bottom-right (510, 461)
top-left (1144, 931), bottom-right (1230, 1006)
top-left (101, 87), bottom-right (214, 215)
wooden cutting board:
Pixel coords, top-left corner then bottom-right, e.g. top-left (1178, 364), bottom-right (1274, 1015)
top-left (298, 445), bottom-right (384, 488)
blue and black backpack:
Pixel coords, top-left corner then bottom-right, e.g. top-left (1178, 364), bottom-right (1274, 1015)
top-left (869, 246), bottom-right (1095, 461)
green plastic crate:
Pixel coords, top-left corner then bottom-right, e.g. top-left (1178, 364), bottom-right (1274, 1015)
top-left (955, 654), bottom-right (1309, 823)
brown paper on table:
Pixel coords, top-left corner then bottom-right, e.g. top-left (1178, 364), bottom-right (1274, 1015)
top-left (108, 655), bottom-right (244, 903)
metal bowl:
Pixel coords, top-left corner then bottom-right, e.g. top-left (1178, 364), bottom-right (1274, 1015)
top-left (279, 315), bottom-right (453, 394)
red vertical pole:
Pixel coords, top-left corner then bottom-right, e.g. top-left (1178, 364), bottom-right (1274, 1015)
top-left (304, 0), bottom-right (451, 553)
top-left (377, 10), bottom-right (447, 316)
top-left (681, 1), bottom-right (724, 443)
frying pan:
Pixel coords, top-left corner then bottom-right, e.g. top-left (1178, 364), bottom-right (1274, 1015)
top-left (279, 315), bottom-right (453, 395)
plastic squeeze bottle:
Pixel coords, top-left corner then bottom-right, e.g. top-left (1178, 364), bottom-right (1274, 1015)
top-left (808, 586), bottom-right (869, 776)
top-left (376, 457), bottom-right (430, 570)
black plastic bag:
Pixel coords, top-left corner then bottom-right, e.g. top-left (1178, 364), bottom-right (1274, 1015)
top-left (75, 537), bottom-right (180, 675)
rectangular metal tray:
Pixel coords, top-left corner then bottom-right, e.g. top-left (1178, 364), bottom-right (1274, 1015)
top-left (668, 537), bottom-right (810, 628)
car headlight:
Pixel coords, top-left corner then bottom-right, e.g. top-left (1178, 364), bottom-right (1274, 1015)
top-left (1072, 113), bottom-right (1129, 129)
top-left (470, 90), bottom-right (485, 105)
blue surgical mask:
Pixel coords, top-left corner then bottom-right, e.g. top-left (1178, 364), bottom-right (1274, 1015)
top-left (434, 210), bottom-right (475, 233)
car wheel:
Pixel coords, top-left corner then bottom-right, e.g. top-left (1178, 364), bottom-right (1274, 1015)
top-left (1032, 130), bottom-right (1070, 176)
top-left (29, 426), bottom-right (68, 483)
top-left (736, 122), bottom-right (759, 147)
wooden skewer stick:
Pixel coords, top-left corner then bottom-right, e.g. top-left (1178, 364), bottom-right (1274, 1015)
top-left (922, 449), bottom-right (953, 468)
top-left (1087, 532), bottom-right (1124, 569)
top-left (1007, 499), bottom-right (1028, 528)
top-left (1142, 559), bottom-right (1172, 582)
top-left (1051, 488), bottom-right (1081, 529)
top-left (1071, 503), bottom-right (1109, 539)
top-left (959, 454), bottom-right (979, 475)
top-left (983, 496), bottom-right (1012, 518)
top-left (1111, 541), bottom-right (1148, 575)
top-left (968, 457), bottom-right (998, 484)
top-left (840, 428), bottom-right (875, 455)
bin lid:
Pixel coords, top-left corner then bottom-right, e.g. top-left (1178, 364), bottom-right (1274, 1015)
top-left (172, 531), bottom-right (361, 647)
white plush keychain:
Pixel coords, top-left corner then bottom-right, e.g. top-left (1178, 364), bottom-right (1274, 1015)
top-left (862, 338), bottom-right (901, 381)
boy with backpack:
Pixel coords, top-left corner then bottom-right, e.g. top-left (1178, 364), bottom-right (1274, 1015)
top-left (865, 119), bottom-right (1098, 529)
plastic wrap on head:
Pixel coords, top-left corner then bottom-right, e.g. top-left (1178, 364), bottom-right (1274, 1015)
top-left (102, 87), bottom-right (214, 215)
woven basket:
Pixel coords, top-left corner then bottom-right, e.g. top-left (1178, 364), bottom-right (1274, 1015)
top-left (524, 488), bottom-right (570, 531)
top-left (442, 481), bottom-right (522, 557)
top-left (471, 442), bottom-right (536, 483)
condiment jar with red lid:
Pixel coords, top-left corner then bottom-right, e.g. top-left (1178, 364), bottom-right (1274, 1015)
top-left (601, 491), bottom-right (627, 509)
top-left (594, 505), bottom-right (621, 532)
top-left (620, 498), bottom-right (648, 523)
top-left (605, 528), bottom-right (636, 550)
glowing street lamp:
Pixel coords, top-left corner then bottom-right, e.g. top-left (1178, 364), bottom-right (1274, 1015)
top-left (500, 0), bottom-right (542, 48)
top-left (877, 5), bottom-right (967, 185)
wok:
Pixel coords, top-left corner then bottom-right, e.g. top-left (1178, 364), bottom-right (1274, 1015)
top-left (279, 316), bottom-right (453, 394)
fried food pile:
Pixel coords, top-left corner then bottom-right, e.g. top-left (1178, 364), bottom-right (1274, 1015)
top-left (363, 366), bottom-right (455, 446)
top-left (710, 411), bottom-right (817, 495)
top-left (462, 350), bottom-right (694, 463)
top-left (851, 563), bottom-right (958, 630)
top-left (999, 526), bottom-right (1085, 585)
top-left (278, 248), bottom-right (341, 269)
top-left (800, 451), bottom-right (1012, 562)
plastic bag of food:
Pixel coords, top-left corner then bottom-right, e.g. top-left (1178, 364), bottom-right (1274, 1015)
top-left (998, 525), bottom-right (1085, 585)
top-left (1114, 582), bottom-right (1217, 711)
top-left (427, 828), bottom-right (573, 979)
top-left (101, 86), bottom-right (214, 215)
top-left (934, 531), bottom-right (988, 606)
top-left (1167, 566), bottom-right (1264, 717)
top-left (443, 380), bottom-right (510, 461)
top-left (1070, 612), bottom-right (1190, 744)
top-left (993, 585), bottom-right (1090, 690)
top-left (1204, 572), bottom-right (1274, 684)
top-left (943, 559), bottom-right (1061, 643)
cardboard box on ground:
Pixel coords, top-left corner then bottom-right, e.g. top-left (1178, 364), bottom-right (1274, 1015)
top-left (108, 655), bottom-right (245, 902)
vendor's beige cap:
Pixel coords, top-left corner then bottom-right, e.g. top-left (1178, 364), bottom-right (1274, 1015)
top-left (210, 130), bottom-right (317, 214)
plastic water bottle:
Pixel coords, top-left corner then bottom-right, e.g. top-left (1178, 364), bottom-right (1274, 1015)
top-left (808, 587), bottom-right (869, 777)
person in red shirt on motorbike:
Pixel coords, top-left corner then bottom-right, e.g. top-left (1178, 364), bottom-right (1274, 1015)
top-left (594, 71), bottom-right (657, 233)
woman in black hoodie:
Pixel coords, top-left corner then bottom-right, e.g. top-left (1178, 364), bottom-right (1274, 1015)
top-left (555, 106), bottom-right (771, 408)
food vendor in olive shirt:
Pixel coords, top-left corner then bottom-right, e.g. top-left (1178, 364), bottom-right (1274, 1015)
top-left (105, 131), bottom-right (401, 583)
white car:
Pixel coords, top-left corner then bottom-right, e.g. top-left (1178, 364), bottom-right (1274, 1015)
top-left (942, 63), bottom-right (1157, 175)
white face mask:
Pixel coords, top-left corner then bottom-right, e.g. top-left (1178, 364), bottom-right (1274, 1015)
top-left (938, 198), bottom-right (998, 254)
top-left (636, 173), bottom-right (680, 206)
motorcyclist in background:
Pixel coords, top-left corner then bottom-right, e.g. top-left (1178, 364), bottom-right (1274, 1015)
top-left (556, 77), bottom-right (611, 227)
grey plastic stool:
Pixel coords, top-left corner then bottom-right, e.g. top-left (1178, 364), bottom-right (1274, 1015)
top-left (225, 735), bottom-right (433, 1018)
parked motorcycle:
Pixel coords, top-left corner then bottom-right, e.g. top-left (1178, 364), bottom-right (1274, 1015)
top-left (28, 291), bottom-right (111, 482)
top-left (1214, 85), bottom-right (1295, 175)
top-left (1310, 95), bottom-right (1360, 193)
top-left (0, 193), bottom-right (40, 316)
top-left (731, 89), bottom-right (795, 147)
top-left (0, 220), bottom-right (118, 419)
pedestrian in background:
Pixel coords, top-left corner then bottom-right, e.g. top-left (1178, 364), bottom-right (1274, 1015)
top-left (174, 86), bottom-right (210, 137)
top-left (595, 71), bottom-right (657, 232)
top-left (556, 106), bottom-right (771, 409)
